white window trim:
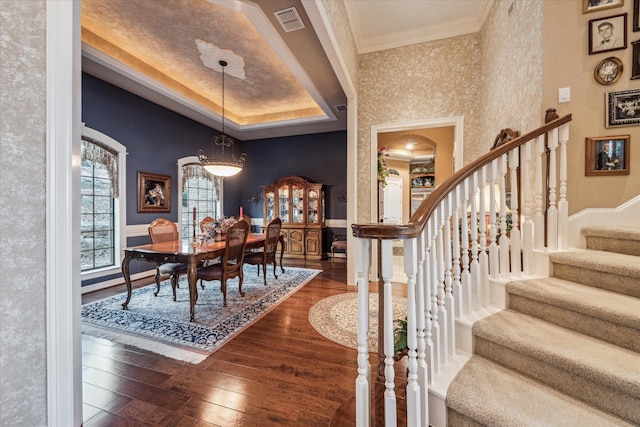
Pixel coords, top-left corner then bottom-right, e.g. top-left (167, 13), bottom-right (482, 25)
top-left (178, 156), bottom-right (223, 241)
top-left (80, 124), bottom-right (127, 280)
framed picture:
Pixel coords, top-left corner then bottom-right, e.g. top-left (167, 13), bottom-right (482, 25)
top-left (585, 135), bottom-right (630, 176)
top-left (606, 88), bottom-right (640, 127)
top-left (589, 14), bottom-right (627, 54)
top-left (632, 40), bottom-right (640, 79)
top-left (584, 0), bottom-right (624, 14)
top-left (594, 57), bottom-right (623, 84)
top-left (137, 171), bottom-right (171, 213)
top-left (634, 0), bottom-right (640, 31)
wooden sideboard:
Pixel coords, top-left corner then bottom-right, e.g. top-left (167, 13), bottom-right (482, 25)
top-left (261, 175), bottom-right (326, 260)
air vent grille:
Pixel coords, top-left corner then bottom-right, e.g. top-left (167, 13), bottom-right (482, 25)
top-left (274, 7), bottom-right (305, 33)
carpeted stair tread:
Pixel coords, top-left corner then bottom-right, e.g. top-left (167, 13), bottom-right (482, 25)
top-left (446, 356), bottom-right (635, 427)
top-left (508, 277), bottom-right (640, 330)
top-left (582, 226), bottom-right (640, 241)
top-left (473, 309), bottom-right (640, 397)
top-left (549, 249), bottom-right (640, 279)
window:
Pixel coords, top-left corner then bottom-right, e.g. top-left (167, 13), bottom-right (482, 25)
top-left (80, 125), bottom-right (126, 277)
top-left (179, 157), bottom-right (222, 240)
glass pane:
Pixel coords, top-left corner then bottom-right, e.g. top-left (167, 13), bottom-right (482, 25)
top-left (94, 214), bottom-right (112, 231)
top-left (94, 177), bottom-right (111, 196)
top-left (308, 190), bottom-right (318, 223)
top-left (94, 248), bottom-right (113, 268)
top-left (292, 186), bottom-right (304, 223)
top-left (81, 195), bottom-right (94, 214)
top-left (81, 176), bottom-right (93, 195)
top-left (94, 195), bottom-right (112, 214)
top-left (265, 191), bottom-right (275, 222)
top-left (80, 214), bottom-right (94, 232)
top-left (81, 251), bottom-right (94, 271)
top-left (278, 186), bottom-right (289, 222)
top-left (94, 230), bottom-right (113, 250)
top-left (80, 232), bottom-right (94, 251)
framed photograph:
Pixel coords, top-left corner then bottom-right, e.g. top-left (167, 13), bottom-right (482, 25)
top-left (137, 171), bottom-right (171, 213)
top-left (585, 135), bottom-right (630, 176)
top-left (589, 14), bottom-right (627, 54)
top-left (594, 57), bottom-right (623, 84)
top-left (606, 88), bottom-right (640, 127)
top-left (634, 0), bottom-right (640, 31)
top-left (584, 0), bottom-right (624, 14)
top-left (633, 40), bottom-right (640, 79)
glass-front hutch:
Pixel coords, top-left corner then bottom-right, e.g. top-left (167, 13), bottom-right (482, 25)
top-left (262, 175), bottom-right (325, 259)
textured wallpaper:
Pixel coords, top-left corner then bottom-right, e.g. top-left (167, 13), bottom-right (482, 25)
top-left (318, 0), bottom-right (359, 90)
top-left (357, 33), bottom-right (482, 223)
top-left (0, 1), bottom-right (48, 425)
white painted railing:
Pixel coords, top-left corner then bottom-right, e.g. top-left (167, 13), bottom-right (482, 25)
top-left (351, 114), bottom-right (572, 427)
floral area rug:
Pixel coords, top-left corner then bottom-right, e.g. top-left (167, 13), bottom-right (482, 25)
top-left (82, 266), bottom-right (320, 364)
top-left (308, 293), bottom-right (407, 353)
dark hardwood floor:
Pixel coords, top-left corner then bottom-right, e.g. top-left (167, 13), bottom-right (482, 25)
top-left (82, 258), bottom-right (400, 426)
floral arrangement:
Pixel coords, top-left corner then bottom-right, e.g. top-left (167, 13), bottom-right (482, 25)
top-left (377, 146), bottom-right (399, 188)
top-left (216, 216), bottom-right (237, 233)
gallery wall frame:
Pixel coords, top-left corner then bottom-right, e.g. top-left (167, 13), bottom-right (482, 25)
top-left (632, 40), bottom-right (640, 79)
top-left (138, 171), bottom-right (171, 213)
top-left (594, 56), bottom-right (624, 84)
top-left (585, 135), bottom-right (630, 176)
top-left (606, 88), bottom-right (640, 127)
top-left (589, 13), bottom-right (628, 54)
top-left (634, 0), bottom-right (640, 31)
top-left (583, 0), bottom-right (624, 14)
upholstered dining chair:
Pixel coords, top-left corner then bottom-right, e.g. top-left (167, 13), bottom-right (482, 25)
top-left (148, 218), bottom-right (187, 301)
top-left (199, 216), bottom-right (216, 233)
top-left (196, 219), bottom-right (249, 307)
top-left (331, 234), bottom-right (347, 262)
top-left (244, 217), bottom-right (282, 285)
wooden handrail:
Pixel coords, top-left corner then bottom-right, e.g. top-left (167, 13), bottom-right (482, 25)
top-left (351, 114), bottom-right (572, 240)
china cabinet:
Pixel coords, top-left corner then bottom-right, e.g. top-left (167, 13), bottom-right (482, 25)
top-left (410, 158), bottom-right (435, 216)
top-left (261, 175), bottom-right (325, 259)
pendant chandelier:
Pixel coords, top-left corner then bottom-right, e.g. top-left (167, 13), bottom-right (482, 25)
top-left (197, 60), bottom-right (246, 177)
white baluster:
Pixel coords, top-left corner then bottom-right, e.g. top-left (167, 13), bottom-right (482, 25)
top-left (380, 239), bottom-right (397, 427)
top-left (498, 155), bottom-right (510, 279)
top-left (415, 229), bottom-right (429, 426)
top-left (469, 172), bottom-right (481, 311)
top-left (460, 178), bottom-right (471, 316)
top-left (547, 128), bottom-right (558, 250)
top-left (452, 187), bottom-right (462, 319)
top-left (478, 166), bottom-right (489, 307)
top-left (436, 211), bottom-right (448, 366)
top-left (355, 237), bottom-right (371, 427)
top-left (558, 123), bottom-right (569, 249)
top-left (488, 162), bottom-right (500, 280)
top-left (404, 238), bottom-right (421, 427)
top-left (443, 193), bottom-right (456, 356)
top-left (428, 217), bottom-right (439, 375)
top-left (509, 147), bottom-right (521, 276)
top-left (522, 141), bottom-right (533, 274)
top-left (534, 135), bottom-right (545, 250)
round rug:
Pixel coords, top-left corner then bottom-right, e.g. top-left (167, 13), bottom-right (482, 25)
top-left (308, 293), bottom-right (407, 352)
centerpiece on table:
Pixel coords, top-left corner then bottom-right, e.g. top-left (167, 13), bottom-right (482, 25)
top-left (201, 216), bottom-right (237, 242)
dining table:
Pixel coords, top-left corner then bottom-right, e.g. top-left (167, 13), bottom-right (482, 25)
top-left (120, 232), bottom-right (285, 321)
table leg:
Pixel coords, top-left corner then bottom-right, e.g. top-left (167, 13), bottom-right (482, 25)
top-left (188, 260), bottom-right (198, 322)
top-left (121, 254), bottom-right (132, 310)
top-left (279, 235), bottom-right (285, 273)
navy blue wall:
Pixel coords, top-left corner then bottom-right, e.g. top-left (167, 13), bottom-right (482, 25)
top-left (81, 73), bottom-right (346, 285)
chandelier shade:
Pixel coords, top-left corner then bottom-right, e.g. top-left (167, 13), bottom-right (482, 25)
top-left (198, 60), bottom-right (246, 177)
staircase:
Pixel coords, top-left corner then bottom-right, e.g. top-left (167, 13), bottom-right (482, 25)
top-left (446, 226), bottom-right (640, 426)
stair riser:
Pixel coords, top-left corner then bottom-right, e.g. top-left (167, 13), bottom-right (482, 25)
top-left (586, 236), bottom-right (640, 257)
top-left (474, 338), bottom-right (640, 424)
top-left (552, 264), bottom-right (640, 298)
top-left (508, 294), bottom-right (640, 352)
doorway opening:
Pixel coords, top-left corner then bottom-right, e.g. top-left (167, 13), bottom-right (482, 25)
top-left (370, 117), bottom-right (464, 282)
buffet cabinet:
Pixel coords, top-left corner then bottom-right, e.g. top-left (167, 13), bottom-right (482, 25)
top-left (261, 175), bottom-right (326, 260)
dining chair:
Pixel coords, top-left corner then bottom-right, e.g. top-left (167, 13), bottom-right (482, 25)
top-left (244, 217), bottom-right (282, 285)
top-left (331, 234), bottom-right (348, 262)
top-left (196, 219), bottom-right (250, 306)
top-left (200, 216), bottom-right (216, 233)
top-left (148, 218), bottom-right (187, 301)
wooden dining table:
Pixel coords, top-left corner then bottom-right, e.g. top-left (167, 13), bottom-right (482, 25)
top-left (120, 233), bottom-right (285, 321)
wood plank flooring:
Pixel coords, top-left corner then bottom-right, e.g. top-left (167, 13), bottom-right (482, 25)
top-left (82, 259), bottom-right (382, 426)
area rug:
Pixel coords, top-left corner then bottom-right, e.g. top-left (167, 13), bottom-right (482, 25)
top-left (308, 293), bottom-right (407, 353)
top-left (82, 266), bottom-right (320, 364)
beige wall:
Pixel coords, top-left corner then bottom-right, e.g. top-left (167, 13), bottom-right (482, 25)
top-left (543, 0), bottom-right (639, 215)
top-left (0, 1), bottom-right (48, 425)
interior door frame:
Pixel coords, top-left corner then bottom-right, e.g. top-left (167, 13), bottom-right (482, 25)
top-left (369, 117), bottom-right (464, 281)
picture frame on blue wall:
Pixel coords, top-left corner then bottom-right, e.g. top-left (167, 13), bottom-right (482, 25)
top-left (138, 171), bottom-right (171, 213)
top-left (589, 14), bottom-right (627, 54)
top-left (584, 0), bottom-right (624, 14)
top-left (606, 89), bottom-right (640, 127)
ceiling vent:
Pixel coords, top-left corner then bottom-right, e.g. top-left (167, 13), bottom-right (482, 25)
top-left (335, 104), bottom-right (347, 112)
top-left (274, 7), bottom-right (305, 33)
